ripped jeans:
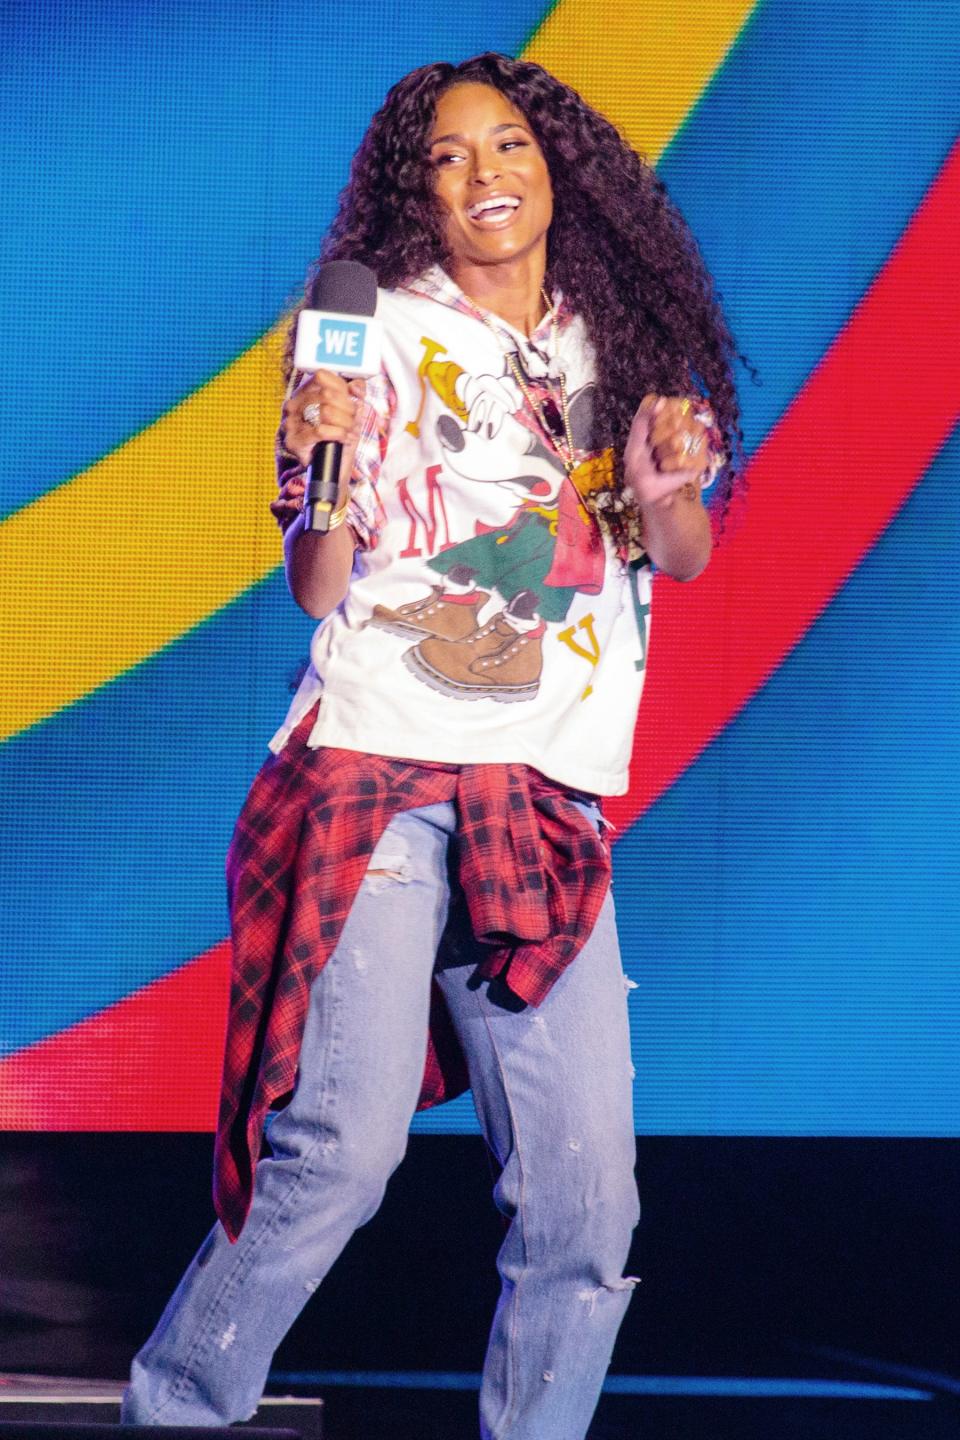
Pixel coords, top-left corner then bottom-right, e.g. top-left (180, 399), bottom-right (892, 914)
top-left (122, 802), bottom-right (640, 1440)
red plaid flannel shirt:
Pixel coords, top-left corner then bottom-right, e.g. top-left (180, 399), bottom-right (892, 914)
top-left (214, 706), bottom-right (611, 1242)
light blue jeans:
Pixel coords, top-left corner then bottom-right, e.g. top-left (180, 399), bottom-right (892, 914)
top-left (122, 802), bottom-right (640, 1439)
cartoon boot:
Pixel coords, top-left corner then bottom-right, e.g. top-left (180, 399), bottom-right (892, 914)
top-left (368, 566), bottom-right (490, 640)
top-left (404, 590), bottom-right (545, 703)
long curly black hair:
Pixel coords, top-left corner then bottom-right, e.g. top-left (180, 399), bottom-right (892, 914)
top-left (292, 52), bottom-right (745, 527)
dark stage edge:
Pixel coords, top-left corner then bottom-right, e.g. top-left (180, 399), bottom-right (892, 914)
top-left (0, 1376), bottom-right (321, 1437)
top-left (2, 1372), bottom-right (960, 1440)
top-left (290, 1383), bottom-right (960, 1440)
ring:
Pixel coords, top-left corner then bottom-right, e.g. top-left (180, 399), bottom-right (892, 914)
top-left (302, 402), bottom-right (322, 428)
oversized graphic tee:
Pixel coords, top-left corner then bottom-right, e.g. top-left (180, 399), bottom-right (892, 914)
top-left (271, 267), bottom-right (652, 797)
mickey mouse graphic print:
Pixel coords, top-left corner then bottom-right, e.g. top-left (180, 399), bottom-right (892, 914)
top-left (271, 267), bottom-right (653, 797)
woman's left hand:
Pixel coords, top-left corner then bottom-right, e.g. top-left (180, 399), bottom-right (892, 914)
top-left (622, 394), bottom-right (713, 508)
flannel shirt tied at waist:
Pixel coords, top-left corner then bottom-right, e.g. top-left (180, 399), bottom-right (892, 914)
top-left (215, 705), bottom-right (612, 1242)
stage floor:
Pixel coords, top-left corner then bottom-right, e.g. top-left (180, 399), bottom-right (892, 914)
top-left (2, 1365), bottom-right (959, 1438)
top-left (269, 1364), bottom-right (960, 1440)
top-left (302, 1388), bottom-right (960, 1440)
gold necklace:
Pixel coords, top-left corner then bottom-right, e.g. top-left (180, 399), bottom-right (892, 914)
top-left (471, 290), bottom-right (578, 475)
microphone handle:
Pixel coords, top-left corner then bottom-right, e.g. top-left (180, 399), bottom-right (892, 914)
top-left (303, 440), bottom-right (343, 533)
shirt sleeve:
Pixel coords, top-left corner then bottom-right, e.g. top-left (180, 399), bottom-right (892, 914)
top-left (346, 369), bottom-right (393, 552)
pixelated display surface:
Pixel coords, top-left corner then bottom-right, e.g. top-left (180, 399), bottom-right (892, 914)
top-left (1, 0), bottom-right (958, 1133)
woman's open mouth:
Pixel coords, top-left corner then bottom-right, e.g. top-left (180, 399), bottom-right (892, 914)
top-left (466, 195), bottom-right (522, 228)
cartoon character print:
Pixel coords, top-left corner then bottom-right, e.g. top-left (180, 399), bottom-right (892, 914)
top-left (368, 337), bottom-right (620, 704)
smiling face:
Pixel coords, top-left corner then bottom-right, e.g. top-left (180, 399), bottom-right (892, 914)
top-left (428, 82), bottom-right (553, 284)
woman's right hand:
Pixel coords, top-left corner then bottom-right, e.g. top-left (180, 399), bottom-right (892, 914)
top-left (280, 369), bottom-right (364, 474)
top-left (276, 370), bottom-right (366, 615)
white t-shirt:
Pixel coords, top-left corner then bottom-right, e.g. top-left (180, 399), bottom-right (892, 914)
top-left (270, 267), bottom-right (652, 797)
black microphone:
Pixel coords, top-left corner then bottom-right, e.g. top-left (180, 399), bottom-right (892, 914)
top-left (294, 260), bottom-right (381, 533)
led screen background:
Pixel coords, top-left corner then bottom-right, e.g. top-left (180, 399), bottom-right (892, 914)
top-left (1, 0), bottom-right (958, 1135)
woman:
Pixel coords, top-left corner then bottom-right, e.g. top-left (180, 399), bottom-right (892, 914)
top-left (123, 51), bottom-right (742, 1439)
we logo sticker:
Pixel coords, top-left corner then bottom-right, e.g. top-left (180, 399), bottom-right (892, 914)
top-left (315, 319), bottom-right (365, 363)
top-left (294, 309), bottom-right (381, 377)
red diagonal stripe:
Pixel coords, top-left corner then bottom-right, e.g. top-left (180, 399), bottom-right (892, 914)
top-left (0, 943), bottom-right (230, 1129)
top-left (608, 137), bottom-right (960, 833)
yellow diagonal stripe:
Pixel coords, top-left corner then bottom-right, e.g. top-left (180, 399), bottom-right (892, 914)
top-left (0, 331), bottom-right (286, 741)
top-left (526, 0), bottom-right (758, 162)
top-left (0, 0), bottom-right (757, 744)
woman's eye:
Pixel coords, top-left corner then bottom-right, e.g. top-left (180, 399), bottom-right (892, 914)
top-left (433, 152), bottom-right (462, 167)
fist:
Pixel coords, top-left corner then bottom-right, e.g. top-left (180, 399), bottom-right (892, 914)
top-left (623, 394), bottom-right (714, 506)
top-left (280, 370), bottom-right (365, 470)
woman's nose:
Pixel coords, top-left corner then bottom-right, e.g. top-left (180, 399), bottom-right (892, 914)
top-left (471, 154), bottom-right (501, 185)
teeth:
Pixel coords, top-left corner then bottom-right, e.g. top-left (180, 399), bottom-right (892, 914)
top-left (468, 196), bottom-right (521, 219)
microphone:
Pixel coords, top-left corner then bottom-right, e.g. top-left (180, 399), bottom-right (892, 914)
top-left (294, 260), bottom-right (382, 533)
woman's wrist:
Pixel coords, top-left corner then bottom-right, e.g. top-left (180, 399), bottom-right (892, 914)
top-left (284, 506), bottom-right (357, 619)
top-left (322, 495), bottom-right (351, 531)
top-left (636, 477), bottom-right (701, 514)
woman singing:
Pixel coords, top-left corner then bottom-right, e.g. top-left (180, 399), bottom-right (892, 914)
top-left (123, 51), bottom-right (742, 1439)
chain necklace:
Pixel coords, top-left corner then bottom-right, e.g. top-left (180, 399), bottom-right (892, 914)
top-left (470, 290), bottom-right (579, 475)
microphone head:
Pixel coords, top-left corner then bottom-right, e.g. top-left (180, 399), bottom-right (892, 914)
top-left (311, 260), bottom-right (378, 318)
top-left (295, 260), bottom-right (382, 376)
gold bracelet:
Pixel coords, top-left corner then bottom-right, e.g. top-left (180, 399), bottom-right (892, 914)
top-left (298, 495), bottom-right (351, 535)
top-left (325, 498), bottom-right (351, 531)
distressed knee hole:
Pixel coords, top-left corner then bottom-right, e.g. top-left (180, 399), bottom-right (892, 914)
top-left (217, 1321), bottom-right (238, 1352)
top-left (363, 856), bottom-right (413, 892)
top-left (578, 1276), bottom-right (641, 1316)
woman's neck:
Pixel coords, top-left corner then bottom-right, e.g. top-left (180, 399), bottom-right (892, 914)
top-left (448, 253), bottom-right (547, 336)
